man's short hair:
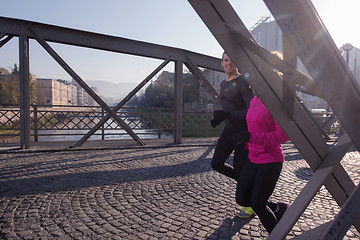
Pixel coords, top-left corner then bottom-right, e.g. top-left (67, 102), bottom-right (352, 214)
top-left (222, 52), bottom-right (227, 60)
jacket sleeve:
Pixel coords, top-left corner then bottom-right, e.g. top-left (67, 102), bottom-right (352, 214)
top-left (249, 120), bottom-right (289, 146)
top-left (230, 81), bottom-right (254, 119)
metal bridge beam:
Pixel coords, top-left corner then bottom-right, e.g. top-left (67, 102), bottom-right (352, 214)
top-left (184, 57), bottom-right (221, 104)
top-left (0, 17), bottom-right (223, 72)
top-left (174, 61), bottom-right (184, 144)
top-left (19, 35), bottom-right (30, 149)
top-left (188, 0), bottom-right (360, 239)
top-left (72, 59), bottom-right (171, 147)
top-left (264, 0), bottom-right (360, 160)
top-left (0, 16), bottom-right (224, 147)
top-left (30, 28), bottom-right (145, 146)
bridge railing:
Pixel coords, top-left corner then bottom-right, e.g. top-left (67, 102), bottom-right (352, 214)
top-left (0, 16), bottom-right (226, 148)
top-left (0, 105), bottom-right (221, 142)
top-left (0, 16), bottom-right (339, 148)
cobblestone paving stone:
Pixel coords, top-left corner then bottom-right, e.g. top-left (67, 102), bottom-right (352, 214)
top-left (0, 140), bottom-right (359, 239)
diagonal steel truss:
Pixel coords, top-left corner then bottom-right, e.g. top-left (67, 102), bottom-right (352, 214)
top-left (29, 28), bottom-right (145, 147)
top-left (188, 0), bottom-right (360, 239)
top-left (0, 16), bottom-right (224, 148)
top-left (1, 2), bottom-right (359, 237)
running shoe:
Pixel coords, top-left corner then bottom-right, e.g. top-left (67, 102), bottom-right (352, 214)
top-left (275, 202), bottom-right (288, 222)
top-left (236, 206), bottom-right (255, 218)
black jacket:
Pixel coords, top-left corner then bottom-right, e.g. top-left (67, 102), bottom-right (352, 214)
top-left (219, 75), bottom-right (254, 129)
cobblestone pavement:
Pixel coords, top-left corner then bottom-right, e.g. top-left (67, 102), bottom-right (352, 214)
top-left (0, 139), bottom-right (359, 239)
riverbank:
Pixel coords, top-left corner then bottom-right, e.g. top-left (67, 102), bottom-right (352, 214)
top-left (0, 136), bottom-right (19, 143)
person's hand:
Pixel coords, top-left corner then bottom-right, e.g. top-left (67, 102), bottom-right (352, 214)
top-left (210, 118), bottom-right (221, 128)
top-left (210, 110), bottom-right (231, 128)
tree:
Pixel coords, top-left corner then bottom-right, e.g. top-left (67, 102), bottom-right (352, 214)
top-left (0, 67), bottom-right (10, 75)
top-left (131, 71), bottom-right (203, 108)
top-left (183, 75), bottom-right (199, 103)
top-left (0, 64), bottom-right (44, 105)
top-left (12, 64), bottom-right (19, 74)
top-left (143, 77), bottom-right (174, 108)
top-left (0, 82), bottom-right (10, 104)
top-left (126, 93), bottom-right (140, 107)
top-left (6, 68), bottom-right (19, 105)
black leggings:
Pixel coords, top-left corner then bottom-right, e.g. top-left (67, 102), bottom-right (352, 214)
top-left (211, 127), bottom-right (248, 181)
top-left (236, 159), bottom-right (282, 233)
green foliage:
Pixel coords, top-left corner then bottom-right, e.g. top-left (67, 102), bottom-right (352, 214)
top-left (126, 94), bottom-right (140, 107)
top-left (6, 73), bottom-right (19, 104)
top-left (132, 71), bottom-right (201, 108)
top-left (0, 82), bottom-right (10, 103)
top-left (140, 75), bottom-right (174, 108)
top-left (11, 64), bottom-right (19, 74)
top-left (183, 75), bottom-right (199, 103)
top-left (0, 64), bottom-right (44, 105)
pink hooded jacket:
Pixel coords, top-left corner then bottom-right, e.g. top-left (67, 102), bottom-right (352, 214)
top-left (246, 96), bottom-right (289, 164)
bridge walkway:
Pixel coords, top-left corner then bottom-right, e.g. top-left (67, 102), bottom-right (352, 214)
top-left (0, 138), bottom-right (359, 239)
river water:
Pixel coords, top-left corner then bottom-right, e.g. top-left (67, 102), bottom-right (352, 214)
top-left (35, 114), bottom-right (173, 142)
top-left (36, 129), bottom-right (172, 142)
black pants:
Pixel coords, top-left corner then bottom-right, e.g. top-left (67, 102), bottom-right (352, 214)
top-left (236, 159), bottom-right (282, 233)
top-left (211, 127), bottom-right (248, 181)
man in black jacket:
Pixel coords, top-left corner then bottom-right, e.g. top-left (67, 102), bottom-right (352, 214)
top-left (210, 52), bottom-right (254, 218)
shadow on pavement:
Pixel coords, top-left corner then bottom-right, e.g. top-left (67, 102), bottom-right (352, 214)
top-left (0, 145), bottom-right (215, 197)
top-left (294, 167), bottom-right (313, 181)
top-left (206, 216), bottom-right (253, 239)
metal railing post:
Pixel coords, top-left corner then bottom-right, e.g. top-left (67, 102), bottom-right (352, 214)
top-left (33, 105), bottom-right (38, 142)
top-left (174, 61), bottom-right (183, 144)
top-left (157, 109), bottom-right (161, 139)
top-left (101, 108), bottom-right (105, 140)
top-left (206, 110), bottom-right (209, 137)
top-left (19, 35), bottom-right (31, 149)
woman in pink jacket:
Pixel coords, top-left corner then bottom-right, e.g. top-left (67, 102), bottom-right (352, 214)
top-left (235, 95), bottom-right (289, 234)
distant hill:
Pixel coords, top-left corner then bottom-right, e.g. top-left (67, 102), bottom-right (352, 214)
top-left (86, 80), bottom-right (139, 105)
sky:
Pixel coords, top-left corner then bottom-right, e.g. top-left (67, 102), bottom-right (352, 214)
top-left (1, 0), bottom-right (360, 86)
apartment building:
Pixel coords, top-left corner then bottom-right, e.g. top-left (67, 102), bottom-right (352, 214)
top-left (249, 17), bottom-right (329, 109)
top-left (182, 69), bottom-right (224, 112)
top-left (199, 69), bottom-right (224, 111)
top-left (37, 78), bottom-right (98, 106)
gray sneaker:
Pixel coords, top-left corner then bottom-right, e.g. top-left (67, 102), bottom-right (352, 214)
top-left (236, 206), bottom-right (255, 218)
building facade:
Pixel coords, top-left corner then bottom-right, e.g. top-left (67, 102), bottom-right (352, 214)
top-left (37, 78), bottom-right (98, 106)
top-left (250, 17), bottom-right (330, 109)
top-left (182, 69), bottom-right (224, 112)
top-left (250, 16), bottom-right (282, 53)
top-left (199, 69), bottom-right (224, 111)
top-left (0, 68), bottom-right (10, 83)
